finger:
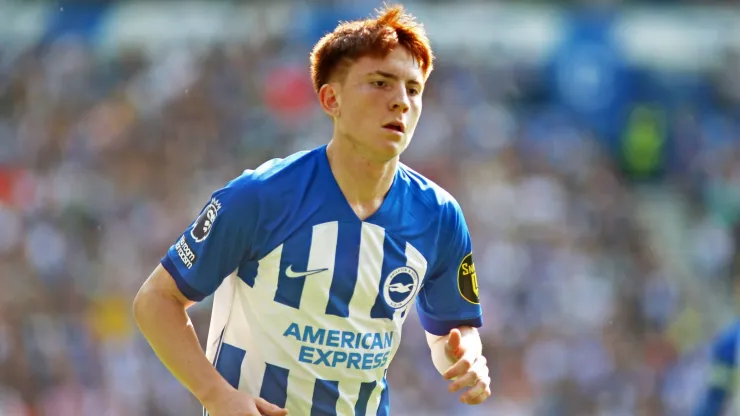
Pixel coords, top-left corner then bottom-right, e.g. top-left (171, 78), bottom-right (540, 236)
top-left (463, 386), bottom-right (491, 405)
top-left (461, 377), bottom-right (487, 400)
top-left (443, 354), bottom-right (473, 380)
top-left (448, 370), bottom-right (478, 393)
top-left (449, 356), bottom-right (488, 392)
top-left (242, 401), bottom-right (262, 416)
top-left (254, 397), bottom-right (289, 416)
top-left (460, 379), bottom-right (491, 405)
top-left (443, 353), bottom-right (482, 380)
top-left (445, 328), bottom-right (463, 358)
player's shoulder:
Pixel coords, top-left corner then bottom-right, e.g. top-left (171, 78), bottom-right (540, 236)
top-left (398, 162), bottom-right (464, 220)
top-left (244, 147), bottom-right (319, 182)
top-left (227, 147), bottom-right (320, 193)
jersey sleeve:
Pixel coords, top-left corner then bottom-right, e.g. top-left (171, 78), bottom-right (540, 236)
top-left (416, 200), bottom-right (483, 336)
top-left (160, 172), bottom-right (262, 302)
top-left (694, 325), bottom-right (738, 416)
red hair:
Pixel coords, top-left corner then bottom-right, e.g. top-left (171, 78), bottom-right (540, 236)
top-left (309, 3), bottom-right (435, 94)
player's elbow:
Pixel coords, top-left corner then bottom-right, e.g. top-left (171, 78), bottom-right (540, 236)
top-left (132, 283), bottom-right (179, 336)
top-left (132, 269), bottom-right (189, 327)
top-left (132, 282), bottom-right (158, 327)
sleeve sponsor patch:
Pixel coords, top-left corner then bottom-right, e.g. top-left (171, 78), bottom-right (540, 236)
top-left (175, 235), bottom-right (197, 269)
top-left (191, 198), bottom-right (221, 242)
top-left (457, 253), bottom-right (479, 304)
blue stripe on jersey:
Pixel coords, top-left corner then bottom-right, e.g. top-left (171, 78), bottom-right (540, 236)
top-left (274, 230), bottom-right (314, 309)
top-left (238, 261), bottom-right (259, 287)
top-left (354, 381), bottom-right (377, 416)
top-left (325, 223), bottom-right (362, 317)
top-left (370, 234), bottom-right (406, 320)
top-left (259, 364), bottom-right (289, 408)
top-left (377, 377), bottom-right (390, 416)
top-left (211, 328), bottom-right (226, 368)
top-left (214, 343), bottom-right (246, 389)
top-left (311, 379), bottom-right (340, 416)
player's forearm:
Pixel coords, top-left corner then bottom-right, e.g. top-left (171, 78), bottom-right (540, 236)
top-left (133, 289), bottom-right (233, 406)
top-left (426, 326), bottom-right (482, 374)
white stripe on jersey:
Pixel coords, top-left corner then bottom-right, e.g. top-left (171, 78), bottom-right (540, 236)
top-left (233, 247), bottom-right (283, 399)
top-left (334, 380), bottom-right (359, 416)
top-left (299, 222), bottom-right (339, 312)
top-left (202, 272), bottom-right (237, 416)
top-left (397, 242), bottom-right (428, 322)
top-left (252, 243), bottom-right (283, 299)
top-left (226, 286), bottom-right (265, 396)
top-left (284, 371), bottom-right (313, 414)
top-left (204, 272), bottom-right (238, 364)
top-left (347, 222), bottom-right (386, 318)
top-left (239, 340), bottom-right (266, 403)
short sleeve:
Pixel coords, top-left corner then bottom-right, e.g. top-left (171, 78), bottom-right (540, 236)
top-left (161, 173), bottom-right (261, 302)
top-left (416, 200), bottom-right (483, 336)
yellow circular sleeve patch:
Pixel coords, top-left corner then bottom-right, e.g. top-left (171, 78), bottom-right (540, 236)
top-left (457, 253), bottom-right (479, 304)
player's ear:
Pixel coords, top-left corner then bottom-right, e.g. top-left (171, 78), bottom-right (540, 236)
top-left (318, 83), bottom-right (341, 118)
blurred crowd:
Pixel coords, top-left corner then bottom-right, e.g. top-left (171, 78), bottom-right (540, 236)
top-left (2, 2), bottom-right (740, 416)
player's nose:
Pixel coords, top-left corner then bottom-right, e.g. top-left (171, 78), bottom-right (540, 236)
top-left (390, 89), bottom-right (410, 113)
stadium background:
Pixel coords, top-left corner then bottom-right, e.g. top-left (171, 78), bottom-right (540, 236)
top-left (1, 0), bottom-right (740, 414)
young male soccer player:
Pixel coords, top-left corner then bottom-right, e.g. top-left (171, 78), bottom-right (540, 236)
top-left (133, 4), bottom-right (491, 415)
top-left (695, 321), bottom-right (740, 415)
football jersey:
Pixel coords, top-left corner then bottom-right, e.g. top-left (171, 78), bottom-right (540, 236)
top-left (161, 145), bottom-right (483, 415)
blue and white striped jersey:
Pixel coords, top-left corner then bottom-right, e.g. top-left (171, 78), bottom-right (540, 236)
top-left (161, 145), bottom-right (483, 415)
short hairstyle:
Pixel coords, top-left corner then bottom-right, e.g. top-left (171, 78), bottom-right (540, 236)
top-left (309, 3), bottom-right (435, 94)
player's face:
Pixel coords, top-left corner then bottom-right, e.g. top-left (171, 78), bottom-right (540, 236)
top-left (335, 46), bottom-right (424, 161)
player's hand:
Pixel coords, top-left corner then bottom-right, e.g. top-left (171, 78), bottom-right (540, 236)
top-left (203, 387), bottom-right (288, 416)
top-left (443, 328), bottom-right (491, 405)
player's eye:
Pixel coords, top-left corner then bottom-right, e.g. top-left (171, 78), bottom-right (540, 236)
top-left (372, 80), bottom-right (387, 88)
top-left (408, 88), bottom-right (420, 96)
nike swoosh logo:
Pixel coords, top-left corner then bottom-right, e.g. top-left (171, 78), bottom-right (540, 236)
top-left (285, 265), bottom-right (329, 278)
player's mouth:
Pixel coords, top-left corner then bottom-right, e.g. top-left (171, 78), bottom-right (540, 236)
top-left (382, 121), bottom-right (405, 135)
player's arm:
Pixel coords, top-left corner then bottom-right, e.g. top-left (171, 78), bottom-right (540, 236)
top-left (695, 326), bottom-right (738, 416)
top-left (426, 326), bottom-right (482, 373)
top-left (133, 175), bottom-right (287, 416)
top-left (133, 264), bottom-right (231, 406)
top-left (416, 199), bottom-right (490, 405)
top-left (425, 325), bottom-right (486, 401)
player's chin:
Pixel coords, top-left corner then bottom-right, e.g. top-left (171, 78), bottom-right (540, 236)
top-left (375, 134), bottom-right (409, 158)
top-left (376, 145), bottom-right (405, 162)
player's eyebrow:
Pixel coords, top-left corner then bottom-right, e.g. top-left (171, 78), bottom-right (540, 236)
top-left (369, 70), bottom-right (422, 88)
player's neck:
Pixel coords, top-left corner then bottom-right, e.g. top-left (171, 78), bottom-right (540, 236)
top-left (325, 140), bottom-right (397, 218)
